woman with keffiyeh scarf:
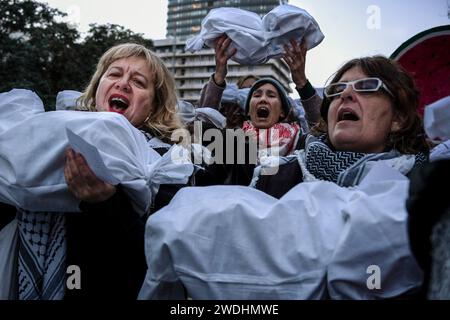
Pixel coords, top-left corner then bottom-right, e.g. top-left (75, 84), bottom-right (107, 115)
top-left (195, 35), bottom-right (322, 186)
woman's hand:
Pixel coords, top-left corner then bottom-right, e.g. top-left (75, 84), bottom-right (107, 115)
top-left (64, 148), bottom-right (117, 203)
top-left (213, 34), bottom-right (237, 86)
top-left (283, 38), bottom-right (308, 89)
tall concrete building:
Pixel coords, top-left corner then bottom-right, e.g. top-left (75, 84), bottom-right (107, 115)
top-left (154, 0), bottom-right (291, 103)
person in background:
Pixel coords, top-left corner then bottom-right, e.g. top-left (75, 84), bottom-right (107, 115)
top-left (236, 74), bottom-right (260, 89)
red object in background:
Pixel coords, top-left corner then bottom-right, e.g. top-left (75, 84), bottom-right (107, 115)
top-left (390, 25), bottom-right (450, 117)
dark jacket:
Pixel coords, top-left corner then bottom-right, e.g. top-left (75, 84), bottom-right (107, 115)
top-left (64, 143), bottom-right (190, 300)
top-left (64, 186), bottom-right (147, 300)
top-left (406, 159), bottom-right (450, 298)
top-left (0, 202), bottom-right (16, 231)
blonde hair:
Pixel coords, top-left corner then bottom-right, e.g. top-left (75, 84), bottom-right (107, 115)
top-left (77, 43), bottom-right (183, 142)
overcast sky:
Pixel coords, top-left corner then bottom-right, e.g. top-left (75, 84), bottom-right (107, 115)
top-left (43, 0), bottom-right (449, 90)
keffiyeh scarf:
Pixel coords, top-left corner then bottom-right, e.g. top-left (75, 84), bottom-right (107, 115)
top-left (243, 121), bottom-right (301, 159)
top-left (300, 134), bottom-right (428, 187)
top-left (16, 210), bottom-right (66, 300)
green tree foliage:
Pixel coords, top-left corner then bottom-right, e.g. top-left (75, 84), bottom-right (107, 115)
top-left (0, 0), bottom-right (153, 110)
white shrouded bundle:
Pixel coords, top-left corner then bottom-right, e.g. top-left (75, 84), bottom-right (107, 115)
top-left (0, 89), bottom-right (194, 215)
top-left (424, 95), bottom-right (450, 142)
top-left (185, 4), bottom-right (324, 65)
top-left (138, 179), bottom-right (422, 300)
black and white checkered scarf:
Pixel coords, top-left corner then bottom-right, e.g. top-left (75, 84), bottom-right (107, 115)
top-left (303, 134), bottom-right (428, 187)
top-left (16, 210), bottom-right (66, 300)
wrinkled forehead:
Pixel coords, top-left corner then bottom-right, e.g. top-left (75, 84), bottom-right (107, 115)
top-left (337, 66), bottom-right (369, 82)
top-left (106, 56), bottom-right (153, 75)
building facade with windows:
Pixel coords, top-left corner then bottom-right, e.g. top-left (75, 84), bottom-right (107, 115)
top-left (154, 0), bottom-right (291, 103)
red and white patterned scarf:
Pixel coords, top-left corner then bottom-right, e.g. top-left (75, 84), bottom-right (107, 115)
top-left (242, 121), bottom-right (301, 159)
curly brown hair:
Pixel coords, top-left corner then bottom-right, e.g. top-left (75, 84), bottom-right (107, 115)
top-left (312, 55), bottom-right (429, 154)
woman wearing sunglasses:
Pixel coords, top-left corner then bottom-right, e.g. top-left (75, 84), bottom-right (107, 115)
top-left (254, 55), bottom-right (429, 197)
top-left (320, 59), bottom-right (426, 154)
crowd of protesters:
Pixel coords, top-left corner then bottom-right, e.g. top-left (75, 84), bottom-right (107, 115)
top-left (1, 12), bottom-right (450, 300)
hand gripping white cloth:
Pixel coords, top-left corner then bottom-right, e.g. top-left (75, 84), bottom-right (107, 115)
top-left (185, 4), bottom-right (324, 65)
top-left (138, 179), bottom-right (422, 300)
top-left (0, 89), bottom-right (194, 215)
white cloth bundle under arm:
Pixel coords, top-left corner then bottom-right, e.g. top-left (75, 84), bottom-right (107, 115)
top-left (138, 179), bottom-right (422, 300)
top-left (0, 89), bottom-right (193, 215)
top-left (185, 4), bottom-right (324, 65)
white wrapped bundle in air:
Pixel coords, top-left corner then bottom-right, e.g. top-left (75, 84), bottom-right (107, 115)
top-left (185, 4), bottom-right (324, 65)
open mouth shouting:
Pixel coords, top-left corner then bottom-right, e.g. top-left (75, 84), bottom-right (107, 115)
top-left (256, 106), bottom-right (270, 119)
top-left (337, 107), bottom-right (360, 123)
top-left (108, 94), bottom-right (130, 114)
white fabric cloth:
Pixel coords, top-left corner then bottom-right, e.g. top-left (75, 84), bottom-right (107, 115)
top-left (0, 89), bottom-right (194, 215)
top-left (430, 139), bottom-right (450, 162)
top-left (55, 90), bottom-right (82, 111)
top-left (185, 4), bottom-right (324, 65)
top-left (177, 100), bottom-right (227, 129)
top-left (138, 178), bottom-right (422, 300)
top-left (221, 84), bottom-right (250, 110)
top-left (424, 95), bottom-right (450, 142)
